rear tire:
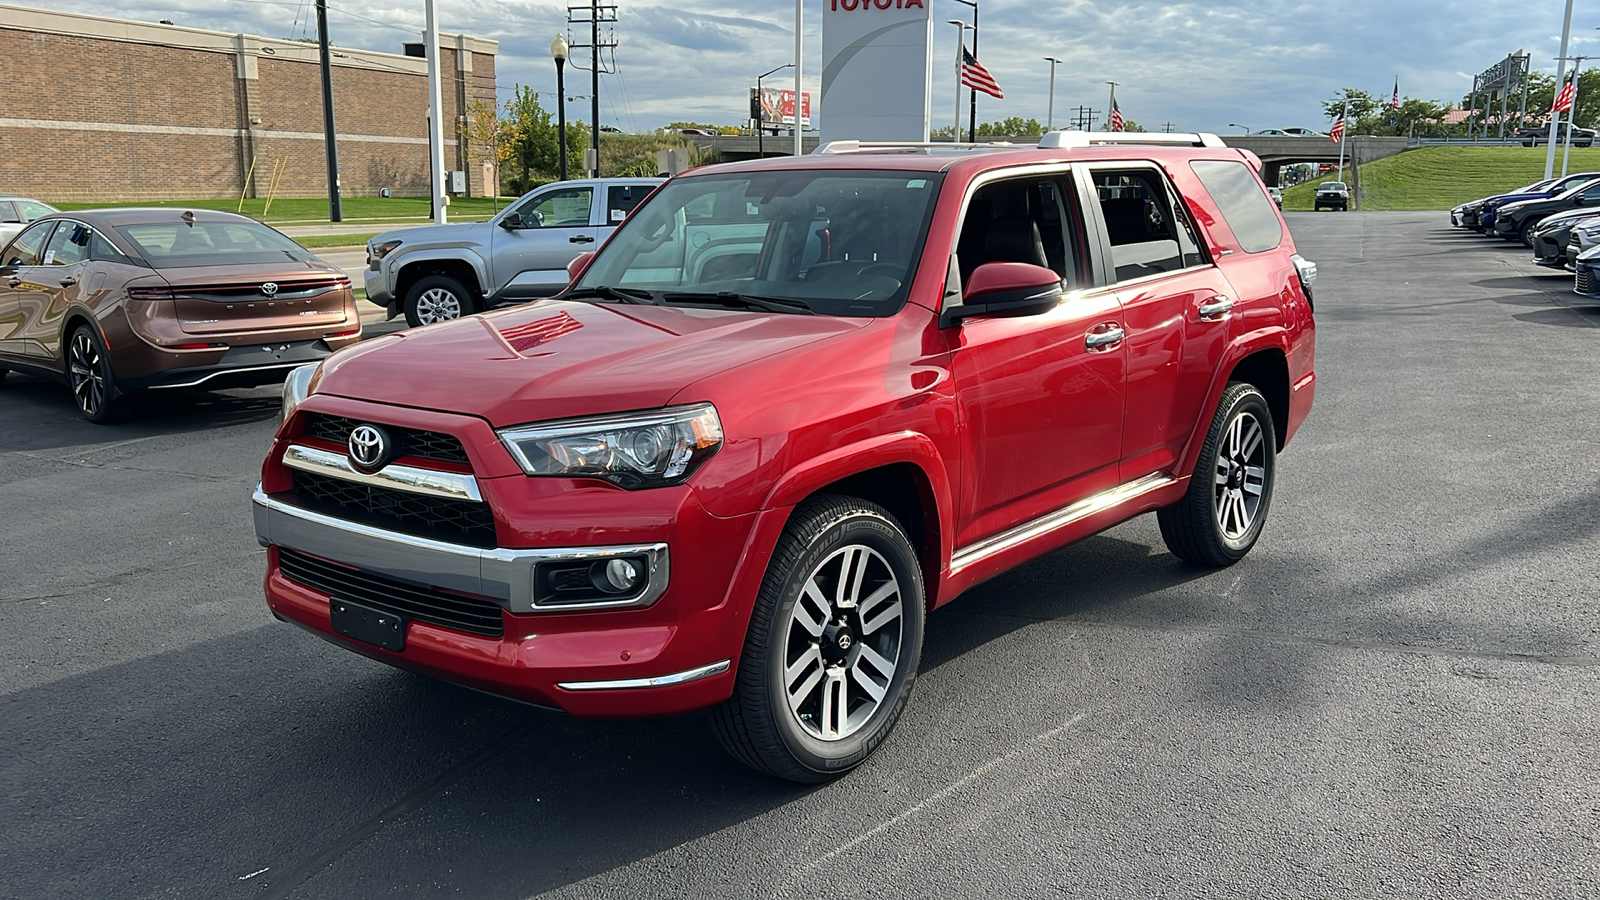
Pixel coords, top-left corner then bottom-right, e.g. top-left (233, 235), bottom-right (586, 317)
top-left (711, 495), bottom-right (925, 783)
top-left (1519, 220), bottom-right (1539, 248)
top-left (1157, 383), bottom-right (1276, 567)
top-left (403, 274), bottom-right (475, 328)
top-left (67, 325), bottom-right (129, 424)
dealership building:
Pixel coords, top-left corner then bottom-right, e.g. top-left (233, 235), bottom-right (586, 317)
top-left (0, 3), bottom-right (497, 201)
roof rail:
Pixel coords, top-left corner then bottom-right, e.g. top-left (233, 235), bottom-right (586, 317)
top-left (1037, 130), bottom-right (1228, 150)
top-left (814, 140), bottom-right (1016, 155)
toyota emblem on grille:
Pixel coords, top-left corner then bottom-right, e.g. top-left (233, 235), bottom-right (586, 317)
top-left (261, 282), bottom-right (279, 297)
top-left (347, 424), bottom-right (391, 471)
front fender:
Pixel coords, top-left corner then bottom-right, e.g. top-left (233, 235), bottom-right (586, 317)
top-left (390, 248), bottom-right (490, 298)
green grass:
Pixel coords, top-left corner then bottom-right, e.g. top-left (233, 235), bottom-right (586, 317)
top-left (1282, 145), bottom-right (1600, 211)
top-left (296, 233), bottom-right (379, 250)
top-left (52, 196), bottom-right (512, 225)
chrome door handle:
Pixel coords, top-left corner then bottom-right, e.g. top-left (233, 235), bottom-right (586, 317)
top-left (1085, 325), bottom-right (1125, 349)
top-left (1198, 297), bottom-right (1234, 320)
top-left (5, 277), bottom-right (19, 288)
top-left (59, 276), bottom-right (78, 287)
top-left (569, 235), bottom-right (596, 244)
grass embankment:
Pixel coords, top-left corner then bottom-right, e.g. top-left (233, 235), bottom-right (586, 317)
top-left (1281, 145), bottom-right (1600, 211)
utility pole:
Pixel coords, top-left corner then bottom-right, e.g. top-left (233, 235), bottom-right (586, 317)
top-left (423, 0), bottom-right (444, 223)
top-left (1547, 0), bottom-right (1575, 180)
top-left (1161, 122), bottom-right (1175, 133)
top-left (566, 1), bottom-right (617, 176)
top-left (314, 0), bottom-right (342, 222)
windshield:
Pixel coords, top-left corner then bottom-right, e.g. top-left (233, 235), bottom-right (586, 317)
top-left (573, 169), bottom-right (943, 316)
top-left (114, 220), bottom-right (313, 268)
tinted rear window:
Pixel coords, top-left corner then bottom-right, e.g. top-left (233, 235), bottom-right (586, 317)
top-left (114, 220), bottom-right (312, 268)
top-left (1190, 161), bottom-right (1284, 254)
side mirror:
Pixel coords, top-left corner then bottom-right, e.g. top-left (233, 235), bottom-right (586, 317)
top-left (566, 251), bottom-right (596, 282)
top-left (940, 262), bottom-right (1064, 328)
top-left (499, 213), bottom-right (523, 230)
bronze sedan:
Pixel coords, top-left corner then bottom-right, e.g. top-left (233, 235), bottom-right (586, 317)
top-left (0, 208), bottom-right (360, 422)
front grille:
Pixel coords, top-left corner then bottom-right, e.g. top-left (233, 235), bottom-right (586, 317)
top-left (1577, 268), bottom-right (1597, 295)
top-left (302, 413), bottom-right (470, 465)
top-left (291, 470), bottom-right (497, 548)
top-left (278, 548), bottom-right (504, 637)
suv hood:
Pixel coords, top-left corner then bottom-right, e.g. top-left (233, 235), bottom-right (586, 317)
top-left (370, 221), bottom-right (491, 249)
top-left (312, 300), bottom-right (868, 427)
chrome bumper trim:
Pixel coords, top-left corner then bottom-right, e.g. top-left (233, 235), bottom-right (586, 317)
top-left (950, 474), bottom-right (1175, 573)
top-left (557, 660), bottom-right (731, 692)
top-left (283, 443), bottom-right (483, 502)
top-left (252, 486), bottom-right (669, 613)
top-left (145, 361), bottom-right (305, 390)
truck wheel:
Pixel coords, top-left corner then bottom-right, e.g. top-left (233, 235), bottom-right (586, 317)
top-left (403, 274), bottom-right (475, 328)
top-left (1158, 382), bottom-right (1276, 567)
top-left (711, 495), bottom-right (925, 783)
top-left (67, 325), bottom-right (129, 424)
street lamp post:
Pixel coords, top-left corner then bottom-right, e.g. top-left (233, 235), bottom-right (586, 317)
top-left (1229, 123), bottom-right (1249, 135)
top-left (1043, 56), bottom-right (1062, 131)
top-left (757, 63), bottom-right (794, 158)
top-left (947, 20), bottom-right (971, 140)
top-left (953, 0), bottom-right (977, 142)
top-left (551, 35), bottom-right (569, 181)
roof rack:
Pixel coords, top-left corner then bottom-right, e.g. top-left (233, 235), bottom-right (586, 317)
top-left (813, 140), bottom-right (1017, 155)
top-left (1037, 130), bottom-right (1227, 150)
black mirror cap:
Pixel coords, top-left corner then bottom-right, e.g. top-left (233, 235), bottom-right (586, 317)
top-left (500, 213), bottom-right (522, 230)
top-left (940, 261), bottom-right (1065, 328)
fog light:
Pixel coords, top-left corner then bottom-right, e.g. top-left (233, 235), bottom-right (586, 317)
top-left (592, 557), bottom-right (642, 594)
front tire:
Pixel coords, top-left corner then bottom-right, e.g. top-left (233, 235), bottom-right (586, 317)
top-left (403, 274), bottom-right (475, 328)
top-left (712, 495), bottom-right (925, 783)
top-left (1158, 383), bottom-right (1276, 567)
top-left (67, 325), bottom-right (128, 424)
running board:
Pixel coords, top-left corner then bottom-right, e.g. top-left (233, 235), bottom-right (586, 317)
top-left (949, 474), bottom-right (1175, 573)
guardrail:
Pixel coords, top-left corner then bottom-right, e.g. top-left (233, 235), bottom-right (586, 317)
top-left (1406, 137), bottom-right (1526, 147)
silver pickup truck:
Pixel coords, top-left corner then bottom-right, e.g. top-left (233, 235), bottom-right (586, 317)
top-left (364, 178), bottom-right (662, 326)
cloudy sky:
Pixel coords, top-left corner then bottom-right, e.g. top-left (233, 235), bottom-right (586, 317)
top-left (22, 0), bottom-right (1600, 133)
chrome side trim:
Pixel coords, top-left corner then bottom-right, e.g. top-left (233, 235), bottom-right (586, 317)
top-left (145, 361), bottom-right (305, 390)
top-left (557, 660), bottom-right (731, 692)
top-left (950, 474), bottom-right (1175, 573)
top-left (282, 444), bottom-right (483, 502)
top-left (253, 486), bottom-right (670, 614)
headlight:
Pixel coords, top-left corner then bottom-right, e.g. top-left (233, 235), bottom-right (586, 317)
top-left (497, 403), bottom-right (723, 488)
top-left (280, 363), bottom-right (319, 422)
top-left (367, 239), bottom-right (402, 267)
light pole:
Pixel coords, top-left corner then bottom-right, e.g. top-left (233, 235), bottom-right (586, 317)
top-left (1547, 0), bottom-right (1576, 179)
top-left (1043, 56), bottom-right (1062, 131)
top-left (953, 0), bottom-right (977, 142)
top-left (948, 20), bottom-right (971, 139)
top-left (1229, 123), bottom-right (1249, 135)
top-left (757, 63), bottom-right (793, 158)
top-left (551, 34), bottom-right (569, 181)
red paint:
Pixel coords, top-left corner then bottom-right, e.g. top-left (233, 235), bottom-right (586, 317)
top-left (261, 141), bottom-right (1314, 717)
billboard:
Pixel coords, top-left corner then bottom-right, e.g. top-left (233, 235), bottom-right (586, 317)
top-left (749, 87), bottom-right (812, 127)
top-left (820, 0), bottom-right (932, 142)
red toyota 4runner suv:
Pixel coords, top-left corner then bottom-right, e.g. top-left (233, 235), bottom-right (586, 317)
top-left (255, 132), bottom-right (1316, 782)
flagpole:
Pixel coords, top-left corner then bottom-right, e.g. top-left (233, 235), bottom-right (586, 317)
top-left (1547, 0), bottom-right (1575, 180)
top-left (1563, 56), bottom-right (1586, 177)
top-left (1336, 98), bottom-right (1348, 182)
top-left (1107, 81), bottom-right (1118, 130)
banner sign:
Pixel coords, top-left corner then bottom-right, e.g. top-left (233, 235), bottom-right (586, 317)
top-left (750, 87), bottom-right (812, 127)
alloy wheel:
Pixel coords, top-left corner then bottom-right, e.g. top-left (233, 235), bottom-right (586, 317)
top-left (782, 544), bottom-right (904, 741)
top-left (1213, 410), bottom-right (1267, 541)
top-left (414, 287), bottom-right (462, 324)
top-left (69, 331), bottom-right (106, 418)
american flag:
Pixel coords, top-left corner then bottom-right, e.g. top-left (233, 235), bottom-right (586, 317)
top-left (1553, 70), bottom-right (1577, 113)
top-left (960, 46), bottom-right (1003, 99)
top-left (1391, 78), bottom-right (1400, 110)
top-left (1109, 98), bottom-right (1124, 132)
top-left (1329, 116), bottom-right (1345, 143)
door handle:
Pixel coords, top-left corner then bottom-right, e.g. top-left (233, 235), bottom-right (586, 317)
top-left (5, 277), bottom-right (19, 288)
top-left (569, 235), bottom-right (596, 244)
top-left (1198, 297), bottom-right (1234, 320)
top-left (59, 276), bottom-right (79, 287)
top-left (1085, 324), bottom-right (1125, 349)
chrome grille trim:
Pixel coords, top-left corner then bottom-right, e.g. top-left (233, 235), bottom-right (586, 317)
top-left (283, 444), bottom-right (482, 502)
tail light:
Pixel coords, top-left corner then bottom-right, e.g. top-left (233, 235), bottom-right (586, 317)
top-left (171, 342), bottom-right (225, 350)
top-left (127, 286), bottom-right (175, 300)
top-left (326, 325), bottom-right (361, 337)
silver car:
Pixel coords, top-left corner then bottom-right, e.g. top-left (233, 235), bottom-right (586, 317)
top-left (0, 195), bottom-right (59, 247)
top-left (364, 178), bottom-right (662, 327)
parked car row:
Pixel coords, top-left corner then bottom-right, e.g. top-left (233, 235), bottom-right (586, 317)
top-left (1450, 172), bottom-right (1600, 301)
top-left (1513, 124), bottom-right (1598, 148)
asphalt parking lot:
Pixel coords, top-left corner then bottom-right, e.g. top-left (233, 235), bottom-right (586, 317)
top-left (3, 211), bottom-right (1598, 898)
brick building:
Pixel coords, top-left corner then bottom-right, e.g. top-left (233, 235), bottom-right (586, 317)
top-left (0, 3), bottom-right (497, 201)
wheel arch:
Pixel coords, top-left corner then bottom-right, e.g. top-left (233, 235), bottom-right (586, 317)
top-left (1226, 347), bottom-right (1291, 451)
top-left (393, 253), bottom-right (486, 304)
top-left (58, 306), bottom-right (103, 374)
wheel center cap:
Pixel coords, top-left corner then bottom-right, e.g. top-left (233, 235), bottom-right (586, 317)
top-left (820, 619), bottom-right (858, 664)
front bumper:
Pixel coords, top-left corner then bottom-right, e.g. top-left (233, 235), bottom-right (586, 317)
top-left (1533, 230), bottom-right (1570, 266)
top-left (363, 266), bottom-right (392, 307)
top-left (1576, 263), bottom-right (1600, 298)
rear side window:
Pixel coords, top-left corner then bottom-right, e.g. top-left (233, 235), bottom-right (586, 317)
top-left (1191, 160), bottom-right (1284, 253)
top-left (607, 184), bottom-right (650, 223)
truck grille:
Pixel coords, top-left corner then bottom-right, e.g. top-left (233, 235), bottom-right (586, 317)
top-left (291, 470), bottom-right (497, 548)
top-left (301, 413), bottom-right (470, 465)
top-left (1577, 268), bottom-right (1598, 295)
top-left (278, 548), bottom-right (505, 638)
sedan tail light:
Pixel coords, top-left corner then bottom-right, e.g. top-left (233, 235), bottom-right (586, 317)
top-left (127, 286), bottom-right (175, 300)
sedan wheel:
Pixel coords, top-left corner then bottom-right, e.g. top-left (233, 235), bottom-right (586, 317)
top-left (712, 495), bottom-right (924, 782)
top-left (67, 326), bottom-right (127, 423)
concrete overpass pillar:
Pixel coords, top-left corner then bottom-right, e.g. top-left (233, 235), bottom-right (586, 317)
top-left (1262, 162), bottom-right (1282, 187)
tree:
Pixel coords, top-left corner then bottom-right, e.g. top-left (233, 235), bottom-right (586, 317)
top-left (1322, 89), bottom-right (1378, 126)
top-left (459, 99), bottom-right (512, 210)
top-left (502, 86), bottom-right (589, 192)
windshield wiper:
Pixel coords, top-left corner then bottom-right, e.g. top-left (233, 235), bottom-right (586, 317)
top-left (659, 291), bottom-right (813, 314)
top-left (562, 285), bottom-right (659, 304)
